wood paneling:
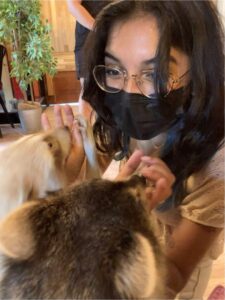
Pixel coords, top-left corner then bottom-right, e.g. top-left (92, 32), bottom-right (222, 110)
top-left (41, 0), bottom-right (76, 54)
top-left (54, 52), bottom-right (75, 71)
top-left (40, 0), bottom-right (78, 103)
top-left (48, 71), bottom-right (81, 104)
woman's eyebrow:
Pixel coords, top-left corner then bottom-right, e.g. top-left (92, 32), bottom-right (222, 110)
top-left (142, 57), bottom-right (157, 65)
top-left (105, 51), bottom-right (157, 65)
top-left (104, 51), bottom-right (120, 63)
top-left (105, 51), bottom-right (178, 65)
top-left (143, 55), bottom-right (177, 65)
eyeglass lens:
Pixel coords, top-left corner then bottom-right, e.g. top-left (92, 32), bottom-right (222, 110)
top-left (93, 65), bottom-right (180, 97)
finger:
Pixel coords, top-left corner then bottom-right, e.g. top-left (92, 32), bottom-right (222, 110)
top-left (64, 105), bottom-right (75, 127)
top-left (144, 178), bottom-right (172, 211)
top-left (72, 120), bottom-right (83, 147)
top-left (140, 165), bottom-right (175, 186)
top-left (41, 112), bottom-right (51, 131)
top-left (54, 105), bottom-right (64, 128)
top-left (151, 177), bottom-right (172, 207)
top-left (141, 156), bottom-right (172, 174)
top-left (116, 150), bottom-right (144, 180)
top-left (144, 187), bottom-right (154, 211)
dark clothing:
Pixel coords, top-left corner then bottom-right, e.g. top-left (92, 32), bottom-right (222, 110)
top-left (75, 0), bottom-right (109, 78)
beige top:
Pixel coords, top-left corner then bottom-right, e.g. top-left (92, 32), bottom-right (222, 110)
top-left (153, 146), bottom-right (224, 260)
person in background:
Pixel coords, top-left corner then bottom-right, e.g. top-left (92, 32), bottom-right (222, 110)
top-left (66, 0), bottom-right (110, 121)
top-left (42, 1), bottom-right (224, 299)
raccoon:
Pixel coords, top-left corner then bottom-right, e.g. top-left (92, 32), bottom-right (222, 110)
top-left (0, 127), bottom-right (71, 220)
top-left (0, 175), bottom-right (165, 299)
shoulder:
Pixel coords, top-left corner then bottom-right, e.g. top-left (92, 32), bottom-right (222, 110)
top-left (186, 146), bottom-right (224, 191)
top-left (180, 146), bottom-right (224, 228)
top-left (202, 145), bottom-right (224, 179)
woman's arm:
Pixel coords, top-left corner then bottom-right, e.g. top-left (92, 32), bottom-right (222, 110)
top-left (66, 0), bottom-right (95, 30)
top-left (164, 217), bottom-right (222, 297)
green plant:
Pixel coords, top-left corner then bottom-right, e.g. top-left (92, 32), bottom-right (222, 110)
top-left (0, 0), bottom-right (57, 101)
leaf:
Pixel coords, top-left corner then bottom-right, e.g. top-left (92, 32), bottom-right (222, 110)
top-left (0, 0), bottom-right (56, 90)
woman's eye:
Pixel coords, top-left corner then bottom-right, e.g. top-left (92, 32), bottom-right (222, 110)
top-left (105, 68), bottom-right (122, 78)
top-left (141, 71), bottom-right (155, 81)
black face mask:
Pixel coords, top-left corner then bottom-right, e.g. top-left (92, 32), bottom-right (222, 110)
top-left (104, 88), bottom-right (186, 140)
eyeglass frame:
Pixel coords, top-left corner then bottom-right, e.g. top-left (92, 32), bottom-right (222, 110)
top-left (93, 64), bottom-right (189, 98)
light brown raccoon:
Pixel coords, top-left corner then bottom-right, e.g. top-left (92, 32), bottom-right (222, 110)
top-left (0, 127), bottom-right (71, 220)
top-left (0, 175), bottom-right (165, 299)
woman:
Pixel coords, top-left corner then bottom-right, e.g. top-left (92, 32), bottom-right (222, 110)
top-left (42, 1), bottom-right (224, 298)
top-left (67, 0), bottom-right (111, 120)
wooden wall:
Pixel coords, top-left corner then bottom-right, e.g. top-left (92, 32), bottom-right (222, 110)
top-left (40, 0), bottom-right (80, 103)
top-left (41, 0), bottom-right (76, 71)
top-left (41, 0), bottom-right (75, 53)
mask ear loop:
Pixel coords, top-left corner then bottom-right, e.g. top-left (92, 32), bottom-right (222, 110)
top-left (114, 132), bottom-right (130, 161)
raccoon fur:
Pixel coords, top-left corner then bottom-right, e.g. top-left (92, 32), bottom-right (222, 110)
top-left (0, 127), bottom-right (71, 220)
top-left (0, 175), bottom-right (165, 299)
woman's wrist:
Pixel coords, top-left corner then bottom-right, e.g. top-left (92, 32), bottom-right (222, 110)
top-left (65, 146), bottom-right (85, 184)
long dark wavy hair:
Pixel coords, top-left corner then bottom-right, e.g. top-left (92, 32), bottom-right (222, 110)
top-left (83, 0), bottom-right (224, 208)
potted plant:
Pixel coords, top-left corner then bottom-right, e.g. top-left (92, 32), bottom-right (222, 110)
top-left (0, 0), bottom-right (57, 133)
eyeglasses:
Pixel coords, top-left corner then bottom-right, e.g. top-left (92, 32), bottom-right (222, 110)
top-left (93, 65), bottom-right (189, 98)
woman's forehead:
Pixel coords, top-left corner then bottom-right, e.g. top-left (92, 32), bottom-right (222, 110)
top-left (105, 16), bottom-right (160, 69)
top-left (107, 15), bottom-right (159, 49)
top-left (104, 15), bottom-right (190, 72)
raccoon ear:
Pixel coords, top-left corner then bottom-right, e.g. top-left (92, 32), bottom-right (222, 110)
top-left (114, 233), bottom-right (158, 299)
top-left (0, 202), bottom-right (37, 260)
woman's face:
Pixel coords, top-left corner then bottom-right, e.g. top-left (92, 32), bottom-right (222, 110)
top-left (105, 15), bottom-right (190, 95)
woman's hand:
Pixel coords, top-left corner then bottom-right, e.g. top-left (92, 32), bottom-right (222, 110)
top-left (42, 104), bottom-right (75, 130)
top-left (116, 150), bottom-right (175, 210)
top-left (41, 105), bottom-right (85, 183)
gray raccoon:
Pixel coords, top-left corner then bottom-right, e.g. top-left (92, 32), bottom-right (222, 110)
top-left (0, 175), bottom-right (165, 299)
